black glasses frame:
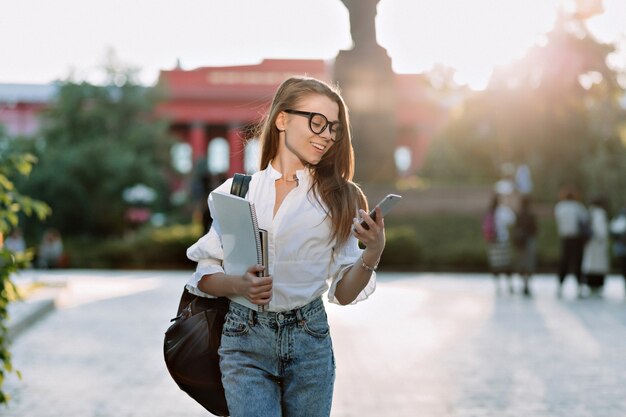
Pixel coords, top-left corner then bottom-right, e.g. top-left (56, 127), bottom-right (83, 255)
top-left (284, 109), bottom-right (342, 143)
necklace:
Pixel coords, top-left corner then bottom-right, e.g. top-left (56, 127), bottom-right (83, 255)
top-left (284, 175), bottom-right (298, 182)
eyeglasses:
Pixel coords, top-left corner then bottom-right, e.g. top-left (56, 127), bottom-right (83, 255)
top-left (284, 109), bottom-right (343, 143)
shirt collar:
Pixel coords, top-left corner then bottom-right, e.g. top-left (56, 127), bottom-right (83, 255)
top-left (267, 161), bottom-right (310, 183)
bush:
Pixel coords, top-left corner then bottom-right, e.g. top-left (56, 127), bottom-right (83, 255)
top-left (63, 213), bottom-right (565, 272)
top-left (384, 212), bottom-right (561, 272)
top-left (380, 227), bottom-right (421, 269)
top-left (66, 223), bottom-right (203, 269)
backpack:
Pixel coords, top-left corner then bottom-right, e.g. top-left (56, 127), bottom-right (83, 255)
top-left (482, 211), bottom-right (497, 243)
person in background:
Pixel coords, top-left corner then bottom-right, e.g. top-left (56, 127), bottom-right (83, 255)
top-left (37, 228), bottom-right (64, 269)
top-left (515, 163), bottom-right (533, 196)
top-left (554, 186), bottom-right (589, 298)
top-left (512, 196), bottom-right (538, 296)
top-left (4, 228), bottom-right (26, 253)
top-left (484, 193), bottom-right (516, 294)
top-left (582, 196), bottom-right (610, 295)
top-left (609, 206), bottom-right (626, 293)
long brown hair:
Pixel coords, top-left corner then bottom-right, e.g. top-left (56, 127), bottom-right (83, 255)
top-left (256, 76), bottom-right (367, 246)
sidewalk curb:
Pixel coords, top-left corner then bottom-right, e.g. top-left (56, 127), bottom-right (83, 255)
top-left (7, 284), bottom-right (65, 340)
top-left (7, 297), bottom-right (56, 340)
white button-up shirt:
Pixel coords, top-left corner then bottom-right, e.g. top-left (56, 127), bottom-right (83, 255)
top-left (186, 165), bottom-right (376, 311)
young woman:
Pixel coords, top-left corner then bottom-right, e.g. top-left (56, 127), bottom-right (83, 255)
top-left (186, 76), bottom-right (386, 417)
top-left (512, 196), bottom-right (538, 296)
top-left (484, 193), bottom-right (516, 294)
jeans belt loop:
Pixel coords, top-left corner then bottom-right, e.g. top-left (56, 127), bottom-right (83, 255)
top-left (295, 307), bottom-right (305, 327)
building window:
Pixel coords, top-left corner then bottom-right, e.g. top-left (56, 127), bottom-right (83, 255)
top-left (244, 138), bottom-right (260, 174)
top-left (171, 142), bottom-right (192, 174)
top-left (208, 137), bottom-right (229, 174)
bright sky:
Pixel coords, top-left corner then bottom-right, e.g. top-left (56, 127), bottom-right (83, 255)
top-left (0, 0), bottom-right (624, 90)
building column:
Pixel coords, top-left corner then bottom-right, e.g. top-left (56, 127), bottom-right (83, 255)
top-left (227, 125), bottom-right (245, 176)
top-left (189, 121), bottom-right (207, 162)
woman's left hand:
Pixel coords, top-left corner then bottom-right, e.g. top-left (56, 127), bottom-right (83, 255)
top-left (352, 207), bottom-right (386, 258)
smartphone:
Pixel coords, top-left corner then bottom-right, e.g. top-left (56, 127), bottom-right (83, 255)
top-left (359, 194), bottom-right (402, 230)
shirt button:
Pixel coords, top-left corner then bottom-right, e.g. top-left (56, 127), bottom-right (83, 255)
top-left (278, 313), bottom-right (284, 322)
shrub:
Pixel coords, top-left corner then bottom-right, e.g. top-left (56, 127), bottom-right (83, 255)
top-left (380, 227), bottom-right (421, 269)
top-left (66, 223), bottom-right (203, 269)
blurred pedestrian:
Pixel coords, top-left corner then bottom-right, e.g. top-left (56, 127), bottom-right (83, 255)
top-left (4, 228), bottom-right (26, 253)
top-left (512, 196), bottom-right (538, 296)
top-left (610, 206), bottom-right (626, 292)
top-left (554, 187), bottom-right (588, 297)
top-left (582, 196), bottom-right (610, 295)
top-left (494, 162), bottom-right (515, 196)
top-left (515, 163), bottom-right (533, 196)
top-left (484, 193), bottom-right (516, 294)
top-left (37, 228), bottom-right (64, 269)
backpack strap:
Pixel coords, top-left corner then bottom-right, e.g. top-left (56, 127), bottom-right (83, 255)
top-left (230, 173), bottom-right (252, 198)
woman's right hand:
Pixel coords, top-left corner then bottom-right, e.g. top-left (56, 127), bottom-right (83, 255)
top-left (238, 264), bottom-right (273, 305)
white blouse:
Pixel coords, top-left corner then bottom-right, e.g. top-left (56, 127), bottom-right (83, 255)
top-left (186, 164), bottom-right (376, 312)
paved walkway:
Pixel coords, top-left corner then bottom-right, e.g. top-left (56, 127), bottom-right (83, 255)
top-left (3, 270), bottom-right (626, 417)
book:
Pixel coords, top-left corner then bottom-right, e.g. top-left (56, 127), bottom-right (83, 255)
top-left (210, 191), bottom-right (268, 310)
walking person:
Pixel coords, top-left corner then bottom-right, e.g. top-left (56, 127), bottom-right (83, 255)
top-left (185, 76), bottom-right (386, 417)
top-left (4, 228), bottom-right (26, 253)
top-left (484, 193), bottom-right (516, 294)
top-left (609, 206), bottom-right (626, 293)
top-left (512, 196), bottom-right (538, 296)
top-left (554, 187), bottom-right (589, 297)
top-left (36, 228), bottom-right (64, 269)
top-left (582, 196), bottom-right (610, 295)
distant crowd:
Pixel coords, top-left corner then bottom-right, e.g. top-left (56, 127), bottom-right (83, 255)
top-left (2, 227), bottom-right (66, 269)
top-left (483, 163), bottom-right (626, 298)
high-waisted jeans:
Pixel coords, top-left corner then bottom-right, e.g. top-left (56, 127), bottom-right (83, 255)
top-left (219, 297), bottom-right (335, 417)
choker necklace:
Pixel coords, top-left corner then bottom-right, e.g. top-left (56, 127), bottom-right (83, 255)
top-left (284, 175), bottom-right (298, 183)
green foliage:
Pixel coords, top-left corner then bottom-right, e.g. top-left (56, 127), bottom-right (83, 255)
top-left (385, 214), bottom-right (486, 271)
top-left (65, 223), bottom-right (202, 269)
top-left (383, 212), bottom-right (562, 272)
top-left (17, 75), bottom-right (176, 238)
top-left (379, 227), bottom-right (422, 269)
top-left (422, 16), bottom-right (626, 205)
top-left (0, 131), bottom-right (51, 404)
top-left (60, 213), bottom-right (563, 273)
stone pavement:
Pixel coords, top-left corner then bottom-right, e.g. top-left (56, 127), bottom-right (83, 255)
top-left (2, 270), bottom-right (626, 417)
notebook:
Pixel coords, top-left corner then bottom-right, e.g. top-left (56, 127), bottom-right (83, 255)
top-left (210, 191), bottom-right (268, 310)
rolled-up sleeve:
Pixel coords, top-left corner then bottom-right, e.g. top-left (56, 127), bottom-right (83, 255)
top-left (185, 179), bottom-right (232, 297)
top-left (326, 235), bottom-right (376, 305)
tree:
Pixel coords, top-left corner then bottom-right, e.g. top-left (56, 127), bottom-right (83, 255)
top-left (0, 128), bottom-right (50, 403)
top-left (423, 13), bottom-right (626, 203)
top-left (19, 69), bottom-right (175, 237)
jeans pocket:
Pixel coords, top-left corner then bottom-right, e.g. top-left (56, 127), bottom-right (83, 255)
top-left (302, 310), bottom-right (330, 339)
top-left (222, 312), bottom-right (250, 337)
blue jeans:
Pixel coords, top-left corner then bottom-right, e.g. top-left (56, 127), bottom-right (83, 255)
top-left (219, 298), bottom-right (335, 417)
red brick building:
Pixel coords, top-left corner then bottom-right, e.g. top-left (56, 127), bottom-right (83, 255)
top-left (1, 59), bottom-right (449, 177)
